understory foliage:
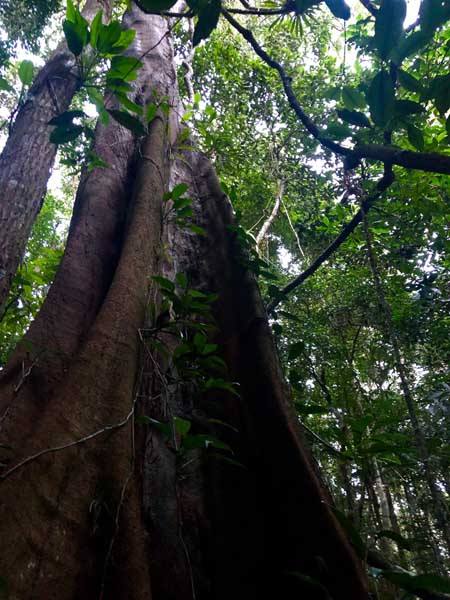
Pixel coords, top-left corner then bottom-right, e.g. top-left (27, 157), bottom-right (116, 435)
top-left (1, 0), bottom-right (450, 597)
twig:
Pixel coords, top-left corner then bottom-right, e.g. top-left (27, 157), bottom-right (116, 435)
top-left (1, 392), bottom-right (139, 481)
top-left (300, 419), bottom-right (351, 460)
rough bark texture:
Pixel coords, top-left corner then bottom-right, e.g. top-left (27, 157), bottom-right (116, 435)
top-left (0, 6), bottom-right (369, 599)
top-left (137, 151), bottom-right (369, 599)
top-left (0, 9), bottom-right (175, 598)
top-left (0, 0), bottom-right (111, 315)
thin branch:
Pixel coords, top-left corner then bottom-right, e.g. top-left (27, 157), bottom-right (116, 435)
top-left (266, 172), bottom-right (393, 313)
top-left (0, 393), bottom-right (139, 481)
top-left (158, 5), bottom-right (287, 17)
top-left (281, 196), bottom-right (306, 259)
top-left (300, 419), bottom-right (351, 460)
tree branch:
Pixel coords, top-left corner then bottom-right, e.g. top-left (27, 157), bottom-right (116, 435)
top-left (222, 9), bottom-right (349, 157)
top-left (223, 10), bottom-right (450, 176)
top-left (358, 0), bottom-right (378, 16)
top-left (266, 173), bottom-right (393, 313)
top-left (354, 144), bottom-right (450, 176)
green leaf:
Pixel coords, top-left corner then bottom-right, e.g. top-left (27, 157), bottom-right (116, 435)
top-left (115, 94), bottom-right (144, 116)
top-left (188, 224), bottom-right (207, 236)
top-left (108, 56), bottom-right (143, 81)
top-left (419, 0), bottom-right (450, 35)
top-left (324, 0), bottom-right (351, 19)
top-left (374, 0), bottom-right (406, 60)
top-left (152, 275), bottom-right (175, 292)
top-left (194, 332), bottom-right (206, 351)
top-left (49, 124), bottom-right (83, 144)
top-left (0, 76), bottom-right (13, 92)
top-left (391, 30), bottom-right (431, 64)
top-left (446, 115), bottom-right (450, 138)
top-left (407, 124), bottom-right (424, 150)
top-left (107, 109), bottom-right (146, 136)
top-left (146, 103), bottom-right (158, 124)
top-left (175, 273), bottom-right (188, 287)
top-left (325, 123), bottom-right (352, 139)
top-left (18, 60), bottom-right (34, 86)
top-left (173, 198), bottom-right (192, 212)
top-left (90, 10), bottom-right (103, 48)
top-left (430, 73), bottom-right (450, 114)
top-left (66, 0), bottom-right (77, 22)
top-left (137, 416), bottom-right (171, 438)
top-left (394, 99), bottom-right (424, 116)
top-left (111, 29), bottom-right (136, 53)
top-left (172, 182), bottom-right (189, 199)
top-left (202, 377), bottom-right (239, 396)
top-left (342, 86), bottom-right (366, 110)
top-left (63, 20), bottom-right (85, 56)
top-left (97, 20), bottom-right (122, 54)
top-left (397, 69), bottom-right (423, 94)
top-left (135, 0), bottom-right (178, 10)
top-left (288, 341), bottom-right (304, 359)
top-left (106, 78), bottom-right (133, 95)
top-left (173, 416), bottom-right (191, 437)
top-left (87, 87), bottom-right (109, 123)
top-left (337, 109), bottom-right (371, 128)
top-left (367, 70), bottom-right (395, 127)
top-left (48, 110), bottom-right (85, 127)
top-left (192, 0), bottom-right (221, 46)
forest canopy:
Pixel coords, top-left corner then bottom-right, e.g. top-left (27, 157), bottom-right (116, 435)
top-left (0, 0), bottom-right (449, 598)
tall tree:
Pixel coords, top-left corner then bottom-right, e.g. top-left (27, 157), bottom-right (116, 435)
top-left (0, 6), bottom-right (368, 598)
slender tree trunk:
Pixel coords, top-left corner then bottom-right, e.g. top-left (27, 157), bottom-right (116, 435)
top-left (0, 0), bottom-right (111, 316)
top-left (382, 476), bottom-right (407, 565)
top-left (256, 180), bottom-right (283, 252)
top-left (0, 7), bottom-right (369, 599)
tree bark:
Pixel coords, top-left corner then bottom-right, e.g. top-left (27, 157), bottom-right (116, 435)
top-left (0, 6), bottom-right (369, 599)
top-left (0, 0), bottom-right (112, 317)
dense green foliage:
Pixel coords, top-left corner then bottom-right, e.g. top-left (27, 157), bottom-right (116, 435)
top-left (1, 0), bottom-right (449, 596)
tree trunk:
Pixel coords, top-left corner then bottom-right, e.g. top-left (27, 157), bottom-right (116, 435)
top-left (0, 0), bottom-right (111, 316)
top-left (0, 6), bottom-right (369, 599)
top-left (255, 180), bottom-right (283, 252)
